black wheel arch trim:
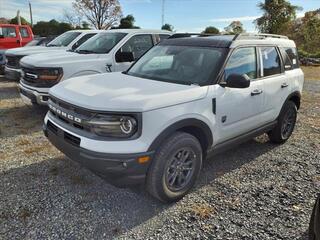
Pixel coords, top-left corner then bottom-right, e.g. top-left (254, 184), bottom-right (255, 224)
top-left (147, 118), bottom-right (213, 152)
top-left (285, 91), bottom-right (301, 109)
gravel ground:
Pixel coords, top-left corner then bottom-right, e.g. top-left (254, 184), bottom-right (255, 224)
top-left (0, 77), bottom-right (319, 239)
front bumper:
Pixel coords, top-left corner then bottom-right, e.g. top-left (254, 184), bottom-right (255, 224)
top-left (19, 83), bottom-right (49, 105)
top-left (4, 66), bottom-right (21, 81)
top-left (43, 119), bottom-right (154, 186)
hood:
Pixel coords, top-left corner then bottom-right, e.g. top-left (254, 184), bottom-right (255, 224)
top-left (20, 51), bottom-right (102, 67)
top-left (50, 72), bottom-right (208, 112)
top-left (6, 46), bottom-right (67, 57)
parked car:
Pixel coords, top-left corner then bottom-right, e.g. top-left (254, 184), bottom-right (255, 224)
top-left (4, 30), bottom-right (100, 80)
top-left (0, 24), bottom-right (34, 74)
top-left (25, 36), bottom-right (57, 47)
top-left (19, 29), bottom-right (171, 105)
top-left (43, 33), bottom-right (304, 202)
top-left (309, 194), bottom-right (320, 240)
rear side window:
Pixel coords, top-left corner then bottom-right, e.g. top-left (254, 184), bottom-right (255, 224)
top-left (225, 47), bottom-right (257, 80)
top-left (260, 47), bottom-right (281, 77)
top-left (0, 27), bottom-right (16, 38)
top-left (280, 48), bottom-right (293, 71)
top-left (285, 47), bottom-right (299, 69)
top-left (19, 27), bottom-right (29, 38)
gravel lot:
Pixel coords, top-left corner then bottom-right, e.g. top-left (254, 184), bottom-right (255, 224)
top-left (0, 76), bottom-right (319, 239)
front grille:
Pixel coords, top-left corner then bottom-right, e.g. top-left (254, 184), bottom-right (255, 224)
top-left (6, 55), bottom-right (24, 69)
top-left (49, 97), bottom-right (93, 133)
top-left (21, 66), bottom-right (59, 88)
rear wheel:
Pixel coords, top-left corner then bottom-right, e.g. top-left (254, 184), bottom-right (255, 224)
top-left (146, 132), bottom-right (202, 203)
top-left (268, 101), bottom-right (297, 143)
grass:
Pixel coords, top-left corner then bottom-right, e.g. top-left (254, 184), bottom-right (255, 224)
top-left (301, 66), bottom-right (320, 81)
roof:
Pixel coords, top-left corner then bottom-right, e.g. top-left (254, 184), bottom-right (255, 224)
top-left (160, 33), bottom-right (296, 48)
top-left (160, 35), bottom-right (235, 48)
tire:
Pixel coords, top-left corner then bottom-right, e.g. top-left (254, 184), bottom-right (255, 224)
top-left (146, 132), bottom-right (203, 203)
top-left (309, 195), bottom-right (320, 240)
top-left (268, 101), bottom-right (297, 144)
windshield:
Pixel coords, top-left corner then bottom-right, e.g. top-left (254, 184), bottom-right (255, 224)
top-left (47, 32), bottom-right (81, 47)
top-left (127, 45), bottom-right (227, 85)
top-left (76, 32), bottom-right (127, 54)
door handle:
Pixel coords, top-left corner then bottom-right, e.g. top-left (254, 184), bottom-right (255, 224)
top-left (251, 89), bottom-right (263, 96)
top-left (281, 83), bottom-right (289, 88)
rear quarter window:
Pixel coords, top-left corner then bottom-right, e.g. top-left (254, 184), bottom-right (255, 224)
top-left (284, 47), bottom-right (299, 69)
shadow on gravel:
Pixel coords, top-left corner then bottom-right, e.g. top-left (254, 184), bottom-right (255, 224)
top-left (0, 135), bottom-right (278, 238)
top-left (0, 105), bottom-right (48, 138)
top-left (199, 136), bottom-right (277, 187)
top-left (0, 86), bottom-right (19, 100)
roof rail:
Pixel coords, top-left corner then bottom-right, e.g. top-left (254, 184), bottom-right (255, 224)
top-left (233, 33), bottom-right (289, 40)
top-left (168, 33), bottom-right (219, 39)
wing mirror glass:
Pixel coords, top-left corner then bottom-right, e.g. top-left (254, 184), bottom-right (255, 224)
top-left (221, 73), bottom-right (250, 88)
top-left (116, 51), bottom-right (134, 63)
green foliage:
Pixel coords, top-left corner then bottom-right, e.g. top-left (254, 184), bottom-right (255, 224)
top-left (32, 19), bottom-right (73, 36)
top-left (203, 26), bottom-right (220, 34)
top-left (161, 23), bottom-right (174, 31)
top-left (255, 0), bottom-right (302, 34)
top-left (115, 15), bottom-right (140, 29)
top-left (10, 16), bottom-right (30, 25)
top-left (224, 21), bottom-right (245, 34)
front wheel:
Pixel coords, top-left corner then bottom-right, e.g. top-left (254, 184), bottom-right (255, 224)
top-left (146, 132), bottom-right (202, 203)
top-left (268, 101), bottom-right (297, 144)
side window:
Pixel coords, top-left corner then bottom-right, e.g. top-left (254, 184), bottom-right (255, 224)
top-left (19, 27), bottom-right (29, 38)
top-left (280, 48), bottom-right (293, 71)
top-left (285, 47), bottom-right (299, 69)
top-left (225, 47), bottom-right (257, 80)
top-left (260, 47), bottom-right (282, 77)
top-left (117, 34), bottom-right (153, 62)
top-left (0, 27), bottom-right (16, 38)
top-left (71, 33), bottom-right (96, 50)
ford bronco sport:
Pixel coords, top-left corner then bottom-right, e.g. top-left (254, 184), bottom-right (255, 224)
top-left (43, 34), bottom-right (304, 202)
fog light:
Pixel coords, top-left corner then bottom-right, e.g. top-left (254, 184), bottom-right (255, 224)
top-left (138, 156), bottom-right (150, 164)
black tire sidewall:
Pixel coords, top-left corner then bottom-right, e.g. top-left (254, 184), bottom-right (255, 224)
top-left (147, 132), bottom-right (202, 202)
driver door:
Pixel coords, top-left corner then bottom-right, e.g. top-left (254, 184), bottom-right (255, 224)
top-left (113, 34), bottom-right (154, 72)
top-left (212, 47), bottom-right (265, 143)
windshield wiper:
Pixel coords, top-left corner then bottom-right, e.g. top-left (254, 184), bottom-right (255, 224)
top-left (75, 49), bottom-right (98, 54)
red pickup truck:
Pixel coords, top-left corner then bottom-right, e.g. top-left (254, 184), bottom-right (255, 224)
top-left (0, 24), bottom-right (33, 74)
top-left (0, 24), bottom-right (34, 49)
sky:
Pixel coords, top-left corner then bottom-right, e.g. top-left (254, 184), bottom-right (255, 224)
top-left (0, 0), bottom-right (319, 32)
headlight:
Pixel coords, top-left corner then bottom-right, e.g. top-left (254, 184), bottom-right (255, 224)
top-left (88, 114), bottom-right (138, 138)
top-left (38, 68), bottom-right (63, 81)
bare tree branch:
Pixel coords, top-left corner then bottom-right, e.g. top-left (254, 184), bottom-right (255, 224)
top-left (72, 0), bottom-right (122, 29)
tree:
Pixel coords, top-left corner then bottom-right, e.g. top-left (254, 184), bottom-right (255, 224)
top-left (255, 0), bottom-right (302, 34)
top-left (33, 19), bottom-right (73, 36)
top-left (224, 21), bottom-right (244, 34)
top-left (63, 9), bottom-right (83, 28)
top-left (161, 23), bottom-right (174, 31)
top-left (203, 26), bottom-right (220, 34)
top-left (10, 16), bottom-right (30, 25)
top-left (72, 0), bottom-right (122, 29)
top-left (116, 15), bottom-right (140, 29)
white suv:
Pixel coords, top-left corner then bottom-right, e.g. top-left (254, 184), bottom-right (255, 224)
top-left (4, 30), bottom-right (100, 80)
top-left (18, 29), bottom-right (171, 105)
top-left (43, 34), bottom-right (304, 202)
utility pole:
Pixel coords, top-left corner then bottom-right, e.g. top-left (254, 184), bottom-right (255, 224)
top-left (29, 1), bottom-right (33, 27)
top-left (161, 0), bottom-right (165, 27)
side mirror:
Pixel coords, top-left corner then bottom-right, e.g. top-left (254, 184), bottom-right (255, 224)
top-left (222, 73), bottom-right (250, 88)
top-left (0, 35), bottom-right (4, 39)
top-left (116, 51), bottom-right (134, 63)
